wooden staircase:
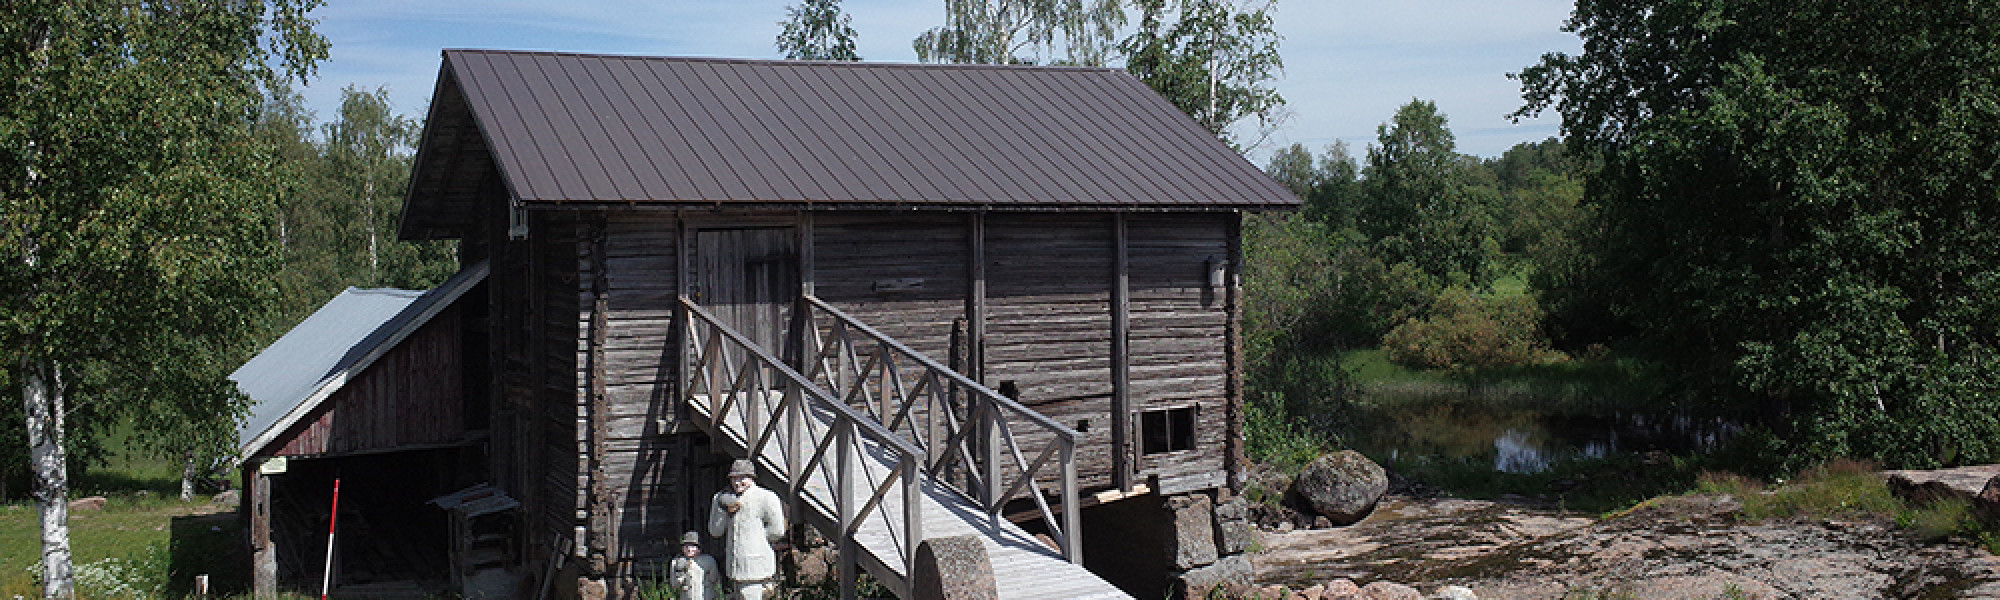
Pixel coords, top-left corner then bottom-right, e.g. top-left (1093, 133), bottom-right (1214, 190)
top-left (680, 295), bottom-right (1129, 599)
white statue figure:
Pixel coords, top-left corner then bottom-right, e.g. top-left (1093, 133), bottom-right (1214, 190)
top-left (708, 459), bottom-right (786, 600)
top-left (668, 531), bottom-right (721, 600)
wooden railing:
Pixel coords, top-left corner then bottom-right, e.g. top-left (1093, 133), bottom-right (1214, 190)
top-left (680, 297), bottom-right (926, 594)
top-left (794, 295), bottom-right (1083, 563)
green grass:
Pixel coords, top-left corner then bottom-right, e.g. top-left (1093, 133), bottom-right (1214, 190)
top-left (3, 418), bottom-right (244, 598)
top-left (1693, 459), bottom-right (2000, 555)
top-left (1, 494), bottom-right (244, 598)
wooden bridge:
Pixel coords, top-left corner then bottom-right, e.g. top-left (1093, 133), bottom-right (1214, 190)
top-left (680, 295), bottom-right (1130, 599)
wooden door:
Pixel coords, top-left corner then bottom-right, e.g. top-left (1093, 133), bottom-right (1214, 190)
top-left (694, 227), bottom-right (797, 358)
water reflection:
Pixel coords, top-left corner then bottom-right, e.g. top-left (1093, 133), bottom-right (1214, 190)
top-left (1344, 394), bottom-right (1740, 474)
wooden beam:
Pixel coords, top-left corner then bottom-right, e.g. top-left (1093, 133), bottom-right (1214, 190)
top-left (1110, 214), bottom-right (1132, 492)
top-left (249, 466), bottom-right (276, 599)
top-left (799, 211), bottom-right (815, 297)
top-left (675, 212), bottom-right (690, 415)
top-left (967, 213), bottom-right (987, 383)
top-left (1223, 212), bottom-right (1247, 493)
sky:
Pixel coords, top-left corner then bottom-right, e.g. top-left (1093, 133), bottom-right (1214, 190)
top-left (297, 0), bottom-right (1583, 165)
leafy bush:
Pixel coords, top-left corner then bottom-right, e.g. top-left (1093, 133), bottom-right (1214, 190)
top-left (1243, 395), bottom-right (1329, 470)
top-left (1382, 287), bottom-right (1562, 370)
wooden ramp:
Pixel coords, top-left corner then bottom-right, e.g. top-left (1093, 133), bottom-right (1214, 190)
top-left (681, 297), bottom-right (1129, 599)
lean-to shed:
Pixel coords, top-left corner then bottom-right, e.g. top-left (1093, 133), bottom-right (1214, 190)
top-left (232, 264), bottom-right (491, 596)
top-left (397, 49), bottom-right (1298, 598)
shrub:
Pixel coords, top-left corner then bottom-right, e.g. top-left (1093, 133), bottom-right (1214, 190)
top-left (1382, 287), bottom-right (1562, 370)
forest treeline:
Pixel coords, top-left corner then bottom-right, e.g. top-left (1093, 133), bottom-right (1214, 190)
top-left (1248, 1), bottom-right (2000, 474)
top-left (0, 85), bottom-right (452, 499)
top-left (1243, 101), bottom-right (1587, 463)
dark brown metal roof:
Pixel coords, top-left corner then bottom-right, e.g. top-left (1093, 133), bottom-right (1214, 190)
top-left (403, 50), bottom-right (1297, 238)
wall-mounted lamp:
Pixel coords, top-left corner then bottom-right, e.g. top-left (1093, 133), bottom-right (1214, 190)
top-left (1205, 255), bottom-right (1228, 291)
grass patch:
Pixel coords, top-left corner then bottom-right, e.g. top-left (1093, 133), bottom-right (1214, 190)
top-left (1695, 459), bottom-right (2000, 555)
top-left (3, 416), bottom-right (242, 598)
top-left (1695, 459), bottom-right (1901, 520)
top-left (0, 496), bottom-right (244, 598)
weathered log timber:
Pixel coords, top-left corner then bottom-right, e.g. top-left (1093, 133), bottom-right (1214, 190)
top-left (370, 49), bottom-right (1298, 599)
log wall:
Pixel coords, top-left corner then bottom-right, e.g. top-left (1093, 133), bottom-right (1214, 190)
top-left (584, 212), bottom-right (702, 569)
top-left (1126, 214), bottom-right (1231, 489)
top-left (982, 214), bottom-right (1120, 490)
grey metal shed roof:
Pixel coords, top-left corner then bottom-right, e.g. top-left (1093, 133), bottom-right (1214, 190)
top-left (231, 262), bottom-right (488, 461)
top-left (403, 50), bottom-right (1298, 238)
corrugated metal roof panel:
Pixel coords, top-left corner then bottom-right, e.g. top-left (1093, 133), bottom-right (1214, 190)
top-left (230, 262), bottom-right (489, 461)
top-left (415, 50), bottom-right (1298, 210)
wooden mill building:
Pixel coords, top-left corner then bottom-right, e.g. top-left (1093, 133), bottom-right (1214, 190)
top-left (238, 49), bottom-right (1296, 599)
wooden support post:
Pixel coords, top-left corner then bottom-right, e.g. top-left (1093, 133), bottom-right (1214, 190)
top-left (1223, 212), bottom-right (1247, 493)
top-left (249, 466), bottom-right (276, 599)
top-left (676, 213), bottom-right (691, 418)
top-left (1061, 441), bottom-right (1081, 564)
top-left (902, 457), bottom-right (923, 575)
top-left (836, 420), bottom-right (857, 600)
top-left (966, 213), bottom-right (986, 383)
top-left (1111, 213), bottom-right (1132, 492)
top-left (799, 212), bottom-right (815, 298)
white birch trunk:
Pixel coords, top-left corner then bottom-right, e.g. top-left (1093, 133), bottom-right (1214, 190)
top-left (23, 363), bottom-right (74, 599)
top-left (364, 178), bottom-right (377, 279)
top-left (181, 450), bottom-right (198, 502)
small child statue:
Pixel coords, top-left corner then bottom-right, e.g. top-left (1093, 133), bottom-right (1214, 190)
top-left (668, 530), bottom-right (722, 600)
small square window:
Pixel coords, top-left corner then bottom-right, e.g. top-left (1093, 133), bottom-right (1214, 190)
top-left (1140, 406), bottom-right (1196, 455)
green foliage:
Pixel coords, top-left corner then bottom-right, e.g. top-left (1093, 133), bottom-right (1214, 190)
top-left (1242, 388), bottom-right (1328, 470)
top-left (1381, 287), bottom-right (1561, 371)
top-left (1515, 0), bottom-right (2000, 469)
top-left (912, 0), bottom-right (1124, 65)
top-left (1121, 0), bottom-right (1285, 148)
top-left (777, 0), bottom-right (860, 61)
top-left (258, 86), bottom-right (458, 339)
top-left (0, 0), bottom-right (326, 536)
top-left (1360, 100), bottom-right (1501, 289)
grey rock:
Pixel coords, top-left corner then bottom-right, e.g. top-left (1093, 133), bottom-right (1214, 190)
top-left (1214, 496), bottom-right (1250, 523)
top-left (1979, 475), bottom-right (2000, 521)
top-left (1177, 554), bottom-right (1252, 597)
top-left (1431, 585), bottom-right (1478, 600)
top-left (1322, 579), bottom-right (1362, 597)
top-left (211, 489), bottom-right (241, 505)
top-left (1168, 494), bottom-right (1219, 569)
top-left (1293, 451), bottom-right (1387, 525)
top-left (912, 536), bottom-right (997, 600)
top-left (1358, 581), bottom-right (1420, 600)
top-left (1213, 497), bottom-right (1258, 555)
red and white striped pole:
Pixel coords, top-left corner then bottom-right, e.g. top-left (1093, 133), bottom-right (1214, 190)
top-left (321, 478), bottom-right (341, 600)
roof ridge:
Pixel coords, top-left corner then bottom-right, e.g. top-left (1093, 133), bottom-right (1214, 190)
top-left (440, 48), bottom-right (1124, 73)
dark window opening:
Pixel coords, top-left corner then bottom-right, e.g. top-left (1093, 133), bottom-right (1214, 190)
top-left (1140, 406), bottom-right (1196, 455)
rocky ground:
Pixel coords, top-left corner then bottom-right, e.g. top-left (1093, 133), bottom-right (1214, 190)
top-left (1251, 494), bottom-right (2000, 599)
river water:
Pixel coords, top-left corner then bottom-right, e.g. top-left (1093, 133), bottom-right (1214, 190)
top-left (1341, 391), bottom-right (1740, 473)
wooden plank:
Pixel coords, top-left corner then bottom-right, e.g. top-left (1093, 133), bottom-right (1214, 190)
top-left (1110, 214), bottom-right (1131, 492)
top-left (969, 213), bottom-right (985, 382)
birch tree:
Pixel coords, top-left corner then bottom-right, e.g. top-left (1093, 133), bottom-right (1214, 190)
top-left (913, 0), bottom-right (1125, 65)
top-left (0, 1), bottom-right (325, 596)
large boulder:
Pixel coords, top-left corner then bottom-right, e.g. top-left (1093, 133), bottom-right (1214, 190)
top-left (1292, 451), bottom-right (1388, 525)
